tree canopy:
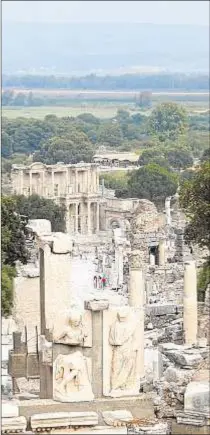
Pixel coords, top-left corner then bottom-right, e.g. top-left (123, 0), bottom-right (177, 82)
top-left (15, 194), bottom-right (66, 232)
top-left (179, 162), bottom-right (210, 249)
top-left (147, 102), bottom-right (187, 142)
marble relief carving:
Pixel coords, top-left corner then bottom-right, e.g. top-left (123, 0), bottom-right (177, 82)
top-left (52, 309), bottom-right (90, 346)
top-left (53, 351), bottom-right (94, 402)
top-left (109, 307), bottom-right (139, 397)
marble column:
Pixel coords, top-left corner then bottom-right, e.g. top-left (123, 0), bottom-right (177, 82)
top-left (20, 170), bottom-right (23, 194)
top-left (159, 240), bottom-right (165, 266)
top-left (42, 171), bottom-right (45, 196)
top-left (149, 253), bottom-right (155, 266)
top-left (29, 171), bottom-right (32, 195)
top-left (75, 203), bottom-right (78, 233)
top-left (51, 171), bottom-right (54, 196)
top-left (115, 244), bottom-right (124, 286)
top-left (129, 268), bottom-right (145, 307)
top-left (75, 169), bottom-right (78, 193)
top-left (183, 261), bottom-right (198, 346)
top-left (96, 202), bottom-right (100, 233)
top-left (165, 197), bottom-right (171, 226)
top-left (87, 201), bottom-right (91, 234)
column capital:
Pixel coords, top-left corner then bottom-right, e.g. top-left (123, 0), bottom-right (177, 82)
top-left (84, 299), bottom-right (109, 311)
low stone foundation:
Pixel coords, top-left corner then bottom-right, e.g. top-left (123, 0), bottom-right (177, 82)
top-left (19, 395), bottom-right (155, 428)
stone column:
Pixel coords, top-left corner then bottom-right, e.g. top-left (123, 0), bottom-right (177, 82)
top-left (159, 240), bottom-right (165, 266)
top-left (51, 171), bottom-right (54, 196)
top-left (87, 201), bottom-right (91, 234)
top-left (20, 170), bottom-right (23, 194)
top-left (183, 261), bottom-right (198, 346)
top-left (42, 171), bottom-right (45, 196)
top-left (129, 267), bottom-right (145, 379)
top-left (165, 197), bottom-right (171, 226)
top-left (75, 169), bottom-right (78, 193)
top-left (29, 171), bottom-right (32, 195)
top-left (129, 268), bottom-right (145, 307)
top-left (96, 202), bottom-right (100, 233)
top-left (65, 169), bottom-right (68, 194)
top-left (75, 203), bottom-right (78, 233)
top-left (149, 253), bottom-right (155, 266)
top-left (85, 299), bottom-right (109, 398)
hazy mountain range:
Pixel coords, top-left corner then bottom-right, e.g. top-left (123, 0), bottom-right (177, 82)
top-left (2, 22), bottom-right (209, 75)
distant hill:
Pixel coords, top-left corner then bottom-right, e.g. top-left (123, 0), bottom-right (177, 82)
top-left (2, 22), bottom-right (209, 74)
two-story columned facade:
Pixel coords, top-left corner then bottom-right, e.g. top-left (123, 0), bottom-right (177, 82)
top-left (11, 162), bottom-right (101, 235)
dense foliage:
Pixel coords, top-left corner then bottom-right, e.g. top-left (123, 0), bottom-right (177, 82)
top-left (1, 196), bottom-right (29, 317)
top-left (115, 163), bottom-right (178, 206)
top-left (179, 162), bottom-right (210, 249)
top-left (15, 195), bottom-right (66, 232)
top-left (147, 103), bottom-right (187, 141)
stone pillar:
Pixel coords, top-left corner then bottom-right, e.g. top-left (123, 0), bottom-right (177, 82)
top-left (159, 240), bottom-right (165, 266)
top-left (42, 171), bottom-right (45, 196)
top-left (75, 169), bottom-right (78, 193)
top-left (129, 267), bottom-right (145, 379)
top-left (75, 203), bottom-right (78, 233)
top-left (96, 202), bottom-right (100, 233)
top-left (20, 170), bottom-right (23, 194)
top-left (129, 268), bottom-right (145, 307)
top-left (183, 261), bottom-right (197, 346)
top-left (87, 201), bottom-right (91, 234)
top-left (85, 300), bottom-right (109, 398)
top-left (65, 169), bottom-right (68, 194)
top-left (51, 171), bottom-right (54, 196)
top-left (29, 171), bottom-right (32, 195)
top-left (165, 197), bottom-right (171, 226)
top-left (115, 244), bottom-right (123, 286)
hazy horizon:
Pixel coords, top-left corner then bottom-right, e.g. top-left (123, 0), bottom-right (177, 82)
top-left (2, 1), bottom-right (209, 25)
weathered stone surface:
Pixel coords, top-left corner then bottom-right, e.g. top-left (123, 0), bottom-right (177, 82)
top-left (127, 422), bottom-right (170, 434)
top-left (102, 410), bottom-right (133, 426)
top-left (53, 351), bottom-right (94, 402)
top-left (184, 381), bottom-right (210, 415)
top-left (85, 299), bottom-right (109, 311)
top-left (2, 416), bottom-right (27, 433)
top-left (2, 401), bottom-right (19, 418)
top-left (165, 351), bottom-right (203, 367)
top-left (31, 412), bottom-right (98, 430)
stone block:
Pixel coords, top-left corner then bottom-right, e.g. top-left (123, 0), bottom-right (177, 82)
top-left (102, 410), bottom-right (133, 426)
top-left (85, 299), bottom-right (109, 311)
top-left (31, 412), bottom-right (98, 430)
top-left (127, 422), bottom-right (170, 434)
top-left (2, 401), bottom-right (19, 418)
top-left (52, 233), bottom-right (73, 254)
top-left (2, 416), bottom-right (27, 433)
top-left (165, 351), bottom-right (203, 368)
top-left (184, 381), bottom-right (210, 416)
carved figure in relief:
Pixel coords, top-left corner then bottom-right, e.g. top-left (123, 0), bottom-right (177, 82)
top-left (109, 307), bottom-right (139, 396)
top-left (53, 309), bottom-right (88, 345)
top-left (53, 351), bottom-right (94, 402)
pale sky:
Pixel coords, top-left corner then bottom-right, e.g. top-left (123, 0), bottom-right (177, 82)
top-left (2, 1), bottom-right (209, 25)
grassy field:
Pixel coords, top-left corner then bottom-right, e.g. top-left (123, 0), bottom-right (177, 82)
top-left (2, 104), bottom-right (128, 119)
top-left (2, 91), bottom-right (209, 119)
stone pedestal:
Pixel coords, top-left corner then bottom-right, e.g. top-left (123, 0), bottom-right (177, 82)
top-left (183, 261), bottom-right (198, 346)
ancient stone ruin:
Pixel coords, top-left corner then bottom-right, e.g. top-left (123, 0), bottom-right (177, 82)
top-left (2, 190), bottom-right (209, 434)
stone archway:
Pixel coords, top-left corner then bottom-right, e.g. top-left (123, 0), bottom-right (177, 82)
top-left (109, 218), bottom-right (121, 230)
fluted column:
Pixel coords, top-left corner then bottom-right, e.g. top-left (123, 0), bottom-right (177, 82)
top-left (87, 201), bottom-right (91, 234)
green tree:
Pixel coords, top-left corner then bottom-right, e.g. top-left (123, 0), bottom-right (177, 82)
top-left (34, 133), bottom-right (94, 164)
top-left (179, 162), bottom-right (210, 249)
top-left (2, 265), bottom-right (16, 317)
top-left (166, 149), bottom-right (193, 169)
top-left (15, 194), bottom-right (66, 232)
top-left (148, 102), bottom-right (187, 141)
top-left (2, 132), bottom-right (14, 157)
top-left (136, 91), bottom-right (152, 108)
top-left (201, 147), bottom-right (210, 163)
top-left (2, 196), bottom-right (29, 266)
top-left (117, 163), bottom-right (178, 206)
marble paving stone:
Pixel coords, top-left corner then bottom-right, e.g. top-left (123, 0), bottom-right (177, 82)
top-left (2, 416), bottom-right (27, 433)
top-left (31, 412), bottom-right (98, 430)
